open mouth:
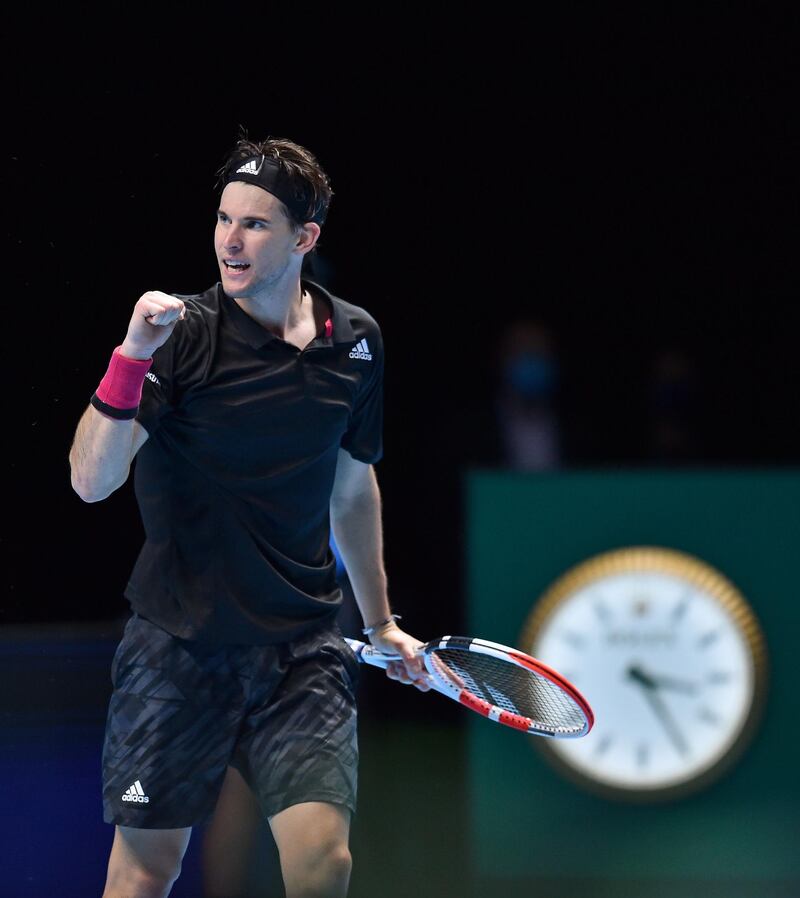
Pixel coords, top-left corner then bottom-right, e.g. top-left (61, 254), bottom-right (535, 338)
top-left (224, 260), bottom-right (251, 272)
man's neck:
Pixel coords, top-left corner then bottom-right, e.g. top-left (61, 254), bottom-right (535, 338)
top-left (236, 280), bottom-right (327, 351)
top-left (234, 279), bottom-right (308, 339)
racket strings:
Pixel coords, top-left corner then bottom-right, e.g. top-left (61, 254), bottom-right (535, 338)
top-left (431, 649), bottom-right (587, 734)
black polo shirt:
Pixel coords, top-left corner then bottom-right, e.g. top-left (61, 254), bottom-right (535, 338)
top-left (125, 280), bottom-right (383, 644)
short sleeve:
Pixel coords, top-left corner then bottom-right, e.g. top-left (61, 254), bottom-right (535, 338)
top-left (340, 328), bottom-right (384, 464)
top-left (135, 298), bottom-right (208, 436)
top-left (136, 336), bottom-right (178, 435)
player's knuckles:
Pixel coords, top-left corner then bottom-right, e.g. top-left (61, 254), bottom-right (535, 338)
top-left (136, 301), bottom-right (165, 320)
top-left (138, 291), bottom-right (182, 313)
top-left (138, 291), bottom-right (164, 306)
top-left (388, 665), bottom-right (411, 684)
top-left (163, 298), bottom-right (185, 314)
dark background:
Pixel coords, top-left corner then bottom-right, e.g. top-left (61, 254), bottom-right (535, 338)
top-left (3, 6), bottom-right (798, 635)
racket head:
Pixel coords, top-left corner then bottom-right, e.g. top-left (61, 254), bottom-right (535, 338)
top-left (421, 636), bottom-right (594, 738)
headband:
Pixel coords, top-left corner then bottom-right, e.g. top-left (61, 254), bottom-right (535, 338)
top-left (222, 155), bottom-right (312, 222)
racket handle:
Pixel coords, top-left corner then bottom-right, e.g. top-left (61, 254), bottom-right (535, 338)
top-left (345, 637), bottom-right (444, 696)
top-left (345, 637), bottom-right (402, 669)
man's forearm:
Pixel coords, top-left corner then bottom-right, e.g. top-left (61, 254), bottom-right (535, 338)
top-left (70, 293), bottom-right (184, 503)
top-left (69, 405), bottom-right (138, 502)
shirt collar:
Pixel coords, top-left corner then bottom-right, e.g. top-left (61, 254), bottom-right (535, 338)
top-left (221, 279), bottom-right (356, 350)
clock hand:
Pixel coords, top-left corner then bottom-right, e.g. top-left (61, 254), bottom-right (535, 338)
top-left (627, 664), bottom-right (657, 690)
top-left (627, 665), bottom-right (690, 756)
top-left (647, 673), bottom-right (698, 695)
top-left (642, 689), bottom-right (690, 756)
top-left (627, 665), bottom-right (697, 695)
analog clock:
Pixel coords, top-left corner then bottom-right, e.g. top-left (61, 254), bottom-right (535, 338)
top-left (520, 547), bottom-right (768, 802)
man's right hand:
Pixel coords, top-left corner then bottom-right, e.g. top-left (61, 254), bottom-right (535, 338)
top-left (120, 291), bottom-right (186, 360)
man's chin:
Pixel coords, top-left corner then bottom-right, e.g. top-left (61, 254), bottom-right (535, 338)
top-left (220, 272), bottom-right (254, 297)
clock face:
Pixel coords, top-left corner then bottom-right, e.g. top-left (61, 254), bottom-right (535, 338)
top-left (521, 547), bottom-right (767, 801)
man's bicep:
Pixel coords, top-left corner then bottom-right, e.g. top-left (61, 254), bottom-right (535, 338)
top-left (331, 448), bottom-right (374, 507)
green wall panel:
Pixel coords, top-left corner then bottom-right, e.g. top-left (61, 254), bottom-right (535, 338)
top-left (465, 469), bottom-right (800, 892)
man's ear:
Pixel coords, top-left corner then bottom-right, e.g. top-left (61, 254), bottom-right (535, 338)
top-left (295, 222), bottom-right (321, 255)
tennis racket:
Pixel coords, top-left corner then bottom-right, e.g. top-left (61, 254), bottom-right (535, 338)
top-left (345, 635), bottom-right (594, 738)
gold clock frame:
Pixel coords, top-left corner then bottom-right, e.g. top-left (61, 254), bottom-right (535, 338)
top-left (519, 546), bottom-right (769, 803)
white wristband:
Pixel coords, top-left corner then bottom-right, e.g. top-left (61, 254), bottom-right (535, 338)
top-left (362, 614), bottom-right (402, 636)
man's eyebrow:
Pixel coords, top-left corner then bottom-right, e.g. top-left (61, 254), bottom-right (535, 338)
top-left (216, 208), bottom-right (271, 223)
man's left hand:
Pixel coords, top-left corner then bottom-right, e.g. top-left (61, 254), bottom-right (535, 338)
top-left (368, 625), bottom-right (432, 692)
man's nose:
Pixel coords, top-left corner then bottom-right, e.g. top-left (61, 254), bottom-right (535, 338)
top-left (222, 223), bottom-right (243, 252)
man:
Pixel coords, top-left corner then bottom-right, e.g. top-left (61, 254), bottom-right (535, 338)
top-left (69, 135), bottom-right (428, 898)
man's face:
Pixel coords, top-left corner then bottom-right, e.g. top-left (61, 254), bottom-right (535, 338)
top-left (214, 181), bottom-right (303, 298)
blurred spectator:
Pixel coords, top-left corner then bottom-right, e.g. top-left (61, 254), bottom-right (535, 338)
top-left (647, 346), bottom-right (702, 462)
top-left (494, 318), bottom-right (563, 470)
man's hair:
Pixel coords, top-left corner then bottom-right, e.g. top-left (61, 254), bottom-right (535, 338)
top-left (217, 131), bottom-right (333, 228)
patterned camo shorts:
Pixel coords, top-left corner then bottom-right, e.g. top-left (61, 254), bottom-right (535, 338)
top-left (102, 613), bottom-right (360, 828)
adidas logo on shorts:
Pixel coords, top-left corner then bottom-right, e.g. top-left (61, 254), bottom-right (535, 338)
top-left (122, 780), bottom-right (150, 803)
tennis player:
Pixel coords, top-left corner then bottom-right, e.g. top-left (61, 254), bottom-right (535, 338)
top-left (69, 134), bottom-right (428, 898)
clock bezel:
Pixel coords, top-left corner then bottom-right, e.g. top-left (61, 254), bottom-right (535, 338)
top-left (519, 546), bottom-right (769, 803)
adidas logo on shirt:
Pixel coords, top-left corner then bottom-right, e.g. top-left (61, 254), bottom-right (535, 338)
top-left (349, 339), bottom-right (372, 361)
top-left (122, 780), bottom-right (150, 804)
top-left (235, 158), bottom-right (264, 175)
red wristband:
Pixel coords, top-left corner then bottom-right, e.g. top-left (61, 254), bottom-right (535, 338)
top-left (90, 346), bottom-right (153, 421)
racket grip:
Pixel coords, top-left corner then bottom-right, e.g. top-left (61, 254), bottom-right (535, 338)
top-left (345, 637), bottom-right (401, 669)
top-left (346, 637), bottom-right (444, 695)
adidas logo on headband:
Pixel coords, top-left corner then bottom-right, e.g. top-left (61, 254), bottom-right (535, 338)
top-left (225, 154), bottom-right (314, 222)
top-left (235, 158), bottom-right (264, 176)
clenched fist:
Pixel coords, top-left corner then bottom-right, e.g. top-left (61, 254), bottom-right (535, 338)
top-left (120, 291), bottom-right (186, 360)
